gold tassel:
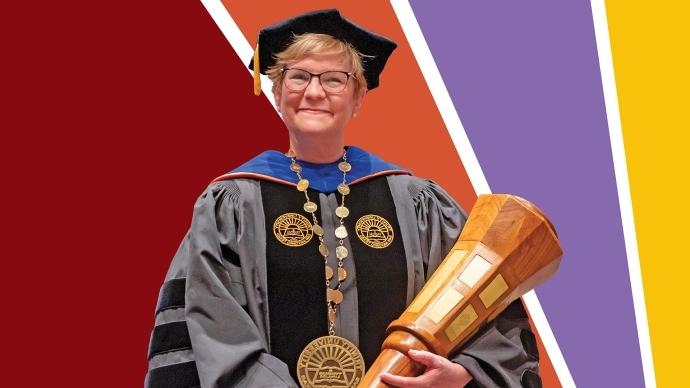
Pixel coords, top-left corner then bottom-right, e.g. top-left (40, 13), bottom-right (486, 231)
top-left (253, 43), bottom-right (261, 96)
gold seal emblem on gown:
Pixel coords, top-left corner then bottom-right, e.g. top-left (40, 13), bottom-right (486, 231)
top-left (273, 213), bottom-right (313, 247)
top-left (297, 335), bottom-right (365, 388)
top-left (355, 214), bottom-right (394, 249)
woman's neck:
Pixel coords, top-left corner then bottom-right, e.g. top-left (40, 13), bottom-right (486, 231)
top-left (288, 133), bottom-right (345, 164)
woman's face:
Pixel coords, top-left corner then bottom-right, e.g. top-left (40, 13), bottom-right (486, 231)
top-left (274, 53), bottom-right (365, 139)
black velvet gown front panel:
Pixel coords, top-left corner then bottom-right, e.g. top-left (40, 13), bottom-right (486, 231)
top-left (261, 176), bottom-right (407, 380)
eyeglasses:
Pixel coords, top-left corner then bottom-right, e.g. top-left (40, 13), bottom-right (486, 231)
top-left (281, 68), bottom-right (354, 93)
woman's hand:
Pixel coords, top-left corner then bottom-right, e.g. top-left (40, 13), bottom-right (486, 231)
top-left (379, 349), bottom-right (473, 388)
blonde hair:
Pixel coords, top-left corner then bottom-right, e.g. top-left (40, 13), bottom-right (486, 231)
top-left (266, 33), bottom-right (368, 94)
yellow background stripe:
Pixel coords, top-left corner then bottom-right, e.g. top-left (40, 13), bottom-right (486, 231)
top-left (606, 1), bottom-right (689, 385)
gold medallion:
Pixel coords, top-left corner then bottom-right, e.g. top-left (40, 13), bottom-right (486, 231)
top-left (334, 225), bottom-right (348, 239)
top-left (304, 201), bottom-right (318, 213)
top-left (273, 213), bottom-right (313, 247)
top-left (337, 183), bottom-right (350, 195)
top-left (338, 162), bottom-right (352, 172)
top-left (297, 336), bottom-right (365, 388)
top-left (355, 215), bottom-right (394, 249)
top-left (319, 242), bottom-right (330, 257)
top-left (327, 288), bottom-right (343, 304)
top-left (335, 246), bottom-right (348, 259)
top-left (297, 178), bottom-right (310, 192)
top-left (335, 206), bottom-right (349, 218)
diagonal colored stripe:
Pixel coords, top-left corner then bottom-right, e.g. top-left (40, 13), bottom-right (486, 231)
top-left (408, 0), bottom-right (646, 386)
top-left (605, 1), bottom-right (690, 386)
top-left (591, 1), bottom-right (655, 386)
top-left (389, 2), bottom-right (566, 387)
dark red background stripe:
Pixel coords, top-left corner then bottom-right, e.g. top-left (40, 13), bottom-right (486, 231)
top-left (4, 1), bottom-right (285, 386)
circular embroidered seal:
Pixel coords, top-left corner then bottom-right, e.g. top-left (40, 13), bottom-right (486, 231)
top-left (297, 336), bottom-right (365, 388)
top-left (355, 214), bottom-right (394, 249)
top-left (273, 213), bottom-right (313, 247)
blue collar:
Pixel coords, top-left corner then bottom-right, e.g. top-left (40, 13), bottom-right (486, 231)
top-left (214, 146), bottom-right (410, 193)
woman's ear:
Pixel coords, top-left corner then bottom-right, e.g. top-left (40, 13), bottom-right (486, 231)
top-left (352, 87), bottom-right (367, 117)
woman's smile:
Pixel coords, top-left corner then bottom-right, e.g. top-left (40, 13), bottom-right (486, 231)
top-left (298, 108), bottom-right (332, 115)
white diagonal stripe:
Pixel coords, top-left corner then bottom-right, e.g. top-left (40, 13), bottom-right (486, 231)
top-left (590, 1), bottom-right (656, 386)
top-left (200, 0), bottom-right (276, 108)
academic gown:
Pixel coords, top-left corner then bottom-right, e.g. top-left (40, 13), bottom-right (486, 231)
top-left (145, 147), bottom-right (542, 388)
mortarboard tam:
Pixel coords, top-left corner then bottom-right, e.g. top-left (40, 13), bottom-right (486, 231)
top-left (249, 9), bottom-right (397, 95)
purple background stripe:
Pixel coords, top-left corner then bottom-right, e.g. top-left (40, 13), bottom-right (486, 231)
top-left (408, 1), bottom-right (643, 386)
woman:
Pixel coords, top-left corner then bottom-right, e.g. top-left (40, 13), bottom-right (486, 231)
top-left (146, 9), bottom-right (540, 388)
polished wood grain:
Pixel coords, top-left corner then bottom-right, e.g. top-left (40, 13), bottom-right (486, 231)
top-left (359, 194), bottom-right (563, 387)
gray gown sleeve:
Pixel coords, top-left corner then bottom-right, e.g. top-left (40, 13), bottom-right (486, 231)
top-left (413, 181), bottom-right (541, 388)
top-left (146, 182), bottom-right (297, 388)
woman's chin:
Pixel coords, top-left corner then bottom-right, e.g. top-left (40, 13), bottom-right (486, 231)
top-left (291, 122), bottom-right (337, 135)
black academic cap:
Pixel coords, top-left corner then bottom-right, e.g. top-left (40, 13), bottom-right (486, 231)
top-left (248, 9), bottom-right (397, 94)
